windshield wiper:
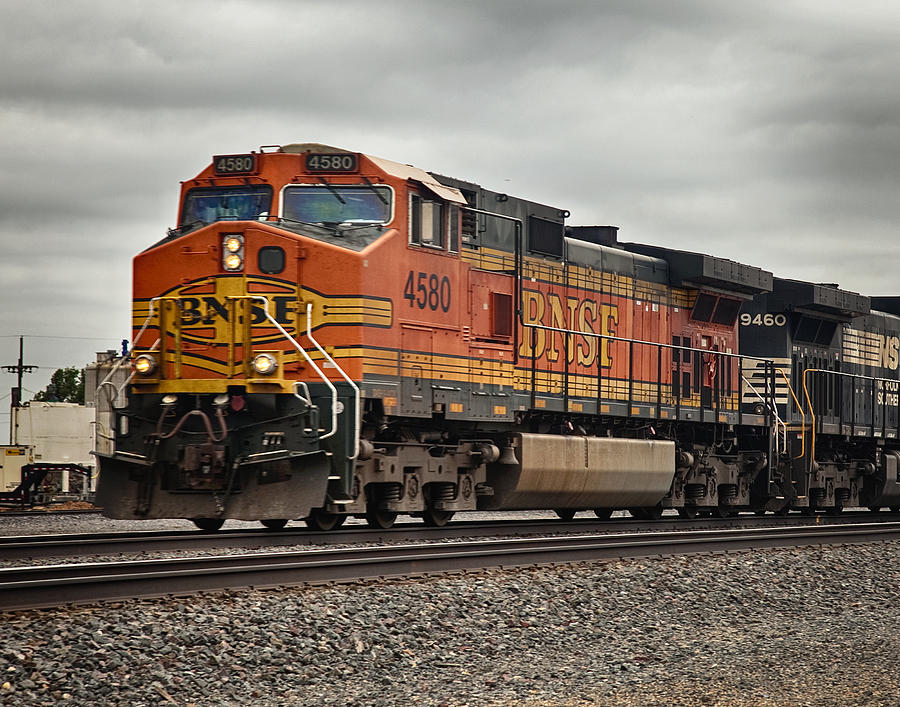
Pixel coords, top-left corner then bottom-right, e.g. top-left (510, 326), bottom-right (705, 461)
top-left (279, 216), bottom-right (344, 236)
top-left (279, 216), bottom-right (384, 239)
top-left (361, 176), bottom-right (389, 205)
top-left (335, 222), bottom-right (384, 235)
top-left (168, 219), bottom-right (207, 238)
top-left (317, 177), bottom-right (345, 204)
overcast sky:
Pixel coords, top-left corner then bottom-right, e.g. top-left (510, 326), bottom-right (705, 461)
top-left (2, 0), bottom-right (900, 412)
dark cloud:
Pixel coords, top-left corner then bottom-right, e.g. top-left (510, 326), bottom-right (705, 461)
top-left (3, 0), bottom-right (900, 400)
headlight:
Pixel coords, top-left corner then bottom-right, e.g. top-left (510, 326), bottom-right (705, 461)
top-left (223, 253), bottom-right (243, 271)
top-left (223, 235), bottom-right (244, 253)
top-left (222, 234), bottom-right (244, 271)
top-left (251, 353), bottom-right (278, 375)
top-left (134, 354), bottom-right (158, 376)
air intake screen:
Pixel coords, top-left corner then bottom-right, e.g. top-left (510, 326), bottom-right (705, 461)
top-left (528, 216), bottom-right (563, 258)
top-left (691, 293), bottom-right (717, 322)
top-left (816, 320), bottom-right (837, 346)
top-left (794, 316), bottom-right (820, 343)
top-left (712, 298), bottom-right (741, 326)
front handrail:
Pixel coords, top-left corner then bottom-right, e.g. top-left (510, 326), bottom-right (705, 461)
top-left (96, 297), bottom-right (165, 410)
top-left (121, 295), bottom-right (353, 446)
top-left (741, 372), bottom-right (787, 455)
top-left (248, 295), bottom-right (340, 441)
top-left (300, 302), bottom-right (361, 460)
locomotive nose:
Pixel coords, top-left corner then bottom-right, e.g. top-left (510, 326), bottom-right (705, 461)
top-left (130, 223), bottom-right (306, 390)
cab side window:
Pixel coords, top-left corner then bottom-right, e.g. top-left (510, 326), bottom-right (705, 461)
top-left (410, 193), bottom-right (445, 248)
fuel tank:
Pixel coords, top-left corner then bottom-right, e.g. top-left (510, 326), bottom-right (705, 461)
top-left (480, 433), bottom-right (675, 510)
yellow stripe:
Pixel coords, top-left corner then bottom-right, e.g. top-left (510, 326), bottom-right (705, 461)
top-left (463, 246), bottom-right (685, 304)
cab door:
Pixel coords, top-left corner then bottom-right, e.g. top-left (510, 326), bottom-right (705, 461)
top-left (672, 329), bottom-right (695, 407)
top-left (468, 270), bottom-right (514, 421)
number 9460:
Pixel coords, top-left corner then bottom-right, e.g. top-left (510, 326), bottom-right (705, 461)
top-left (740, 313), bottom-right (787, 327)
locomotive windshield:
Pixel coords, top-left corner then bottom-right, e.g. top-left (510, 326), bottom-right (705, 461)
top-left (180, 185), bottom-right (273, 228)
top-left (282, 185), bottom-right (392, 226)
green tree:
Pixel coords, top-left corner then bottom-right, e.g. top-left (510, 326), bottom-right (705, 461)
top-left (33, 367), bottom-right (85, 404)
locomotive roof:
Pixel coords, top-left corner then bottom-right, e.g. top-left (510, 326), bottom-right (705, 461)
top-left (280, 143), bottom-right (466, 204)
top-left (870, 297), bottom-right (900, 317)
top-left (622, 242), bottom-right (773, 297)
top-left (772, 278), bottom-right (870, 318)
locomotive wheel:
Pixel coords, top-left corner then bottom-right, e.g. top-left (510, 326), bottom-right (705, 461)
top-left (630, 504), bottom-right (663, 521)
top-left (868, 506), bottom-right (883, 512)
top-left (754, 509), bottom-right (767, 516)
top-left (365, 506), bottom-right (398, 529)
top-left (593, 508), bottom-right (613, 520)
top-left (423, 508), bottom-right (455, 527)
top-left (677, 507), bottom-right (698, 519)
top-left (891, 506), bottom-right (900, 513)
top-left (710, 506), bottom-right (740, 518)
top-left (800, 505), bottom-right (816, 516)
top-left (826, 503), bottom-right (843, 516)
top-left (645, 504), bottom-right (663, 520)
top-left (304, 509), bottom-right (346, 531)
top-left (261, 519), bottom-right (288, 530)
top-left (555, 509), bottom-right (577, 521)
top-left (192, 518), bottom-right (225, 531)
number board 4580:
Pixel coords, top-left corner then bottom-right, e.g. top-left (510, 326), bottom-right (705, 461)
top-left (740, 313), bottom-right (787, 327)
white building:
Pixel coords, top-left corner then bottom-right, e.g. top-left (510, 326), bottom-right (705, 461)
top-left (1, 351), bottom-right (130, 500)
top-left (2, 402), bottom-right (96, 497)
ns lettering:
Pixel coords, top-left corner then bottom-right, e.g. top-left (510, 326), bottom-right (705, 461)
top-left (879, 335), bottom-right (900, 370)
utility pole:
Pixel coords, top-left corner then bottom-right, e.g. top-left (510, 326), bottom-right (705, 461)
top-left (3, 336), bottom-right (37, 445)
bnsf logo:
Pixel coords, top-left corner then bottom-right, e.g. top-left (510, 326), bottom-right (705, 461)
top-left (519, 289), bottom-right (619, 368)
top-left (145, 276), bottom-right (301, 345)
top-left (177, 295), bottom-right (296, 327)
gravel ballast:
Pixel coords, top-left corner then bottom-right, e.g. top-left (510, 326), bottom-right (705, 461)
top-left (3, 541), bottom-right (900, 706)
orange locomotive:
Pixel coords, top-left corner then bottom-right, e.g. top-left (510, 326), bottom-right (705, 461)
top-left (96, 143), bottom-right (777, 529)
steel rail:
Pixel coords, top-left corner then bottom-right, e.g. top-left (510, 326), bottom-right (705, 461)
top-left (1, 512), bottom-right (896, 561)
top-left (2, 522), bottom-right (900, 612)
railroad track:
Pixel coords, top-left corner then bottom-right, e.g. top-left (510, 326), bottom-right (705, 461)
top-left (3, 521), bottom-right (900, 612)
top-left (0, 511), bottom-right (895, 561)
top-left (0, 508), bottom-right (101, 517)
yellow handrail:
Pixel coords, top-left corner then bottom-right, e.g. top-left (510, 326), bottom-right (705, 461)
top-left (775, 367), bottom-right (805, 459)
